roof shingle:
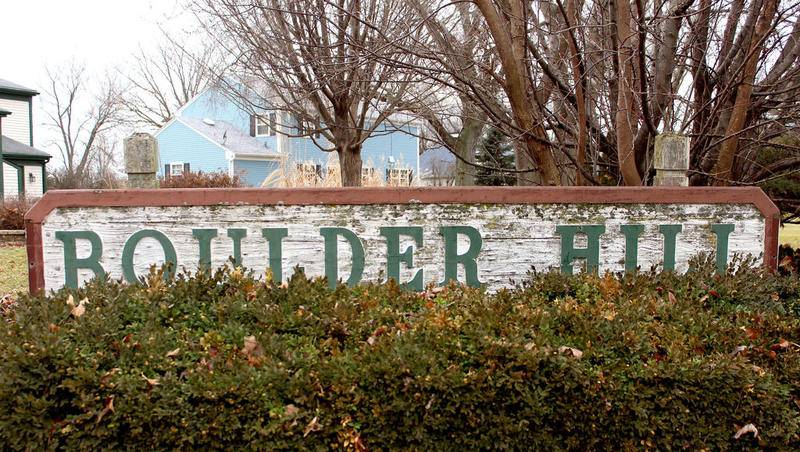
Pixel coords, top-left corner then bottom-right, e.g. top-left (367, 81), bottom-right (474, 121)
top-left (1, 135), bottom-right (51, 160)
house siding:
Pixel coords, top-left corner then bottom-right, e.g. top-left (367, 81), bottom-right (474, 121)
top-left (162, 88), bottom-right (421, 184)
top-left (23, 164), bottom-right (44, 197)
top-left (233, 159), bottom-right (281, 187)
top-left (0, 96), bottom-right (31, 145)
top-left (3, 162), bottom-right (20, 198)
top-left (156, 120), bottom-right (229, 175)
top-left (287, 123), bottom-right (419, 181)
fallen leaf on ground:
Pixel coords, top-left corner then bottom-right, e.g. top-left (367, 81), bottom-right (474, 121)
top-left (166, 348), bottom-right (180, 358)
top-left (285, 404), bottom-right (299, 416)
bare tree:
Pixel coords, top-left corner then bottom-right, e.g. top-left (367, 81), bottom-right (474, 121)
top-left (119, 33), bottom-right (224, 129)
top-left (411, 0), bottom-right (800, 188)
top-left (43, 63), bottom-right (124, 188)
top-left (394, 1), bottom-right (489, 185)
top-left (193, 0), bottom-right (417, 186)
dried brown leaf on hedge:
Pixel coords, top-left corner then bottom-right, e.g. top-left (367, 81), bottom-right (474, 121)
top-left (242, 335), bottom-right (263, 357)
top-left (141, 373), bottom-right (159, 386)
top-left (96, 396), bottom-right (115, 424)
top-left (70, 297), bottom-right (88, 318)
top-left (734, 423), bottom-right (758, 439)
top-left (303, 416), bottom-right (320, 437)
top-left (558, 346), bottom-right (583, 359)
top-left (599, 272), bottom-right (621, 299)
top-left (769, 339), bottom-right (800, 352)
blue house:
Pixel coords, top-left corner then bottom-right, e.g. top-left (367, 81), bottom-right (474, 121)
top-left (156, 87), bottom-right (421, 186)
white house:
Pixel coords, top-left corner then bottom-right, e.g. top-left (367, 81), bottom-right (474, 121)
top-left (0, 78), bottom-right (50, 200)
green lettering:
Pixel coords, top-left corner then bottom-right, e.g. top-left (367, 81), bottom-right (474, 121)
top-left (658, 224), bottom-right (682, 271)
top-left (379, 226), bottom-right (423, 291)
top-left (192, 228), bottom-right (218, 270)
top-left (261, 228), bottom-right (288, 282)
top-left (439, 226), bottom-right (483, 287)
top-left (711, 223), bottom-right (735, 274)
top-left (121, 229), bottom-right (178, 283)
top-left (555, 225), bottom-right (605, 275)
top-left (620, 224), bottom-right (644, 273)
top-left (227, 228), bottom-right (247, 266)
top-left (320, 227), bottom-right (365, 288)
top-left (54, 230), bottom-right (106, 289)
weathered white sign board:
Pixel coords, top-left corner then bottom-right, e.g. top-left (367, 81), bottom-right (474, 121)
top-left (25, 187), bottom-right (779, 293)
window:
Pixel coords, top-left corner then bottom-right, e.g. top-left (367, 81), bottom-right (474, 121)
top-left (169, 162), bottom-right (186, 177)
top-left (362, 167), bottom-right (377, 185)
top-left (256, 113), bottom-right (277, 136)
top-left (296, 162), bottom-right (323, 184)
top-left (386, 168), bottom-right (413, 186)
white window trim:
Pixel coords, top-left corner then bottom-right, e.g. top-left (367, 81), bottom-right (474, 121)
top-left (255, 112), bottom-right (278, 137)
top-left (386, 167), bottom-right (413, 187)
top-left (169, 161), bottom-right (185, 177)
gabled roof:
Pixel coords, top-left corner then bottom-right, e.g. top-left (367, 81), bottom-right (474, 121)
top-left (165, 116), bottom-right (279, 158)
top-left (1, 135), bottom-right (51, 160)
top-left (0, 79), bottom-right (39, 97)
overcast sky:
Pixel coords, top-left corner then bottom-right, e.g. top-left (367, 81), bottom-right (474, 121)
top-left (2, 0), bottom-right (191, 160)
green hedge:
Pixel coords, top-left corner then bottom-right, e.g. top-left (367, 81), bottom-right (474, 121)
top-left (1, 259), bottom-right (799, 449)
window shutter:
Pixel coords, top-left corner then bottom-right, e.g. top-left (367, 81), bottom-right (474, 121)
top-left (164, 164), bottom-right (170, 178)
top-left (183, 162), bottom-right (190, 174)
top-left (250, 115), bottom-right (256, 137)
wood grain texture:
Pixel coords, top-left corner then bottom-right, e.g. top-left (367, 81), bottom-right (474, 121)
top-left (39, 202), bottom-right (766, 291)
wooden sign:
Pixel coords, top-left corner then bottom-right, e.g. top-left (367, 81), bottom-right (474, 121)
top-left (25, 187), bottom-right (779, 293)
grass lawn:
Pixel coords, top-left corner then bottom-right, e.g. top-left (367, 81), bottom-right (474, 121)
top-left (0, 246), bottom-right (27, 296)
top-left (780, 223), bottom-right (800, 248)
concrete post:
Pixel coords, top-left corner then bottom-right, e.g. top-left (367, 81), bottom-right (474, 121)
top-left (653, 133), bottom-right (690, 186)
top-left (124, 133), bottom-right (159, 189)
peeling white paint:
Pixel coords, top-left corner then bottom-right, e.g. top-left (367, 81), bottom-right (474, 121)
top-left (40, 203), bottom-right (765, 291)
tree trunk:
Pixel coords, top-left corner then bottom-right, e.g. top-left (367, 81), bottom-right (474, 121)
top-left (454, 119), bottom-right (483, 186)
top-left (711, 0), bottom-right (777, 186)
top-left (474, 0), bottom-right (560, 185)
top-left (565, 0), bottom-right (588, 185)
top-left (614, 0), bottom-right (643, 186)
top-left (337, 145), bottom-right (363, 187)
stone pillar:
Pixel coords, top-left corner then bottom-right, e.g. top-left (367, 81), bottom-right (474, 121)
top-left (653, 133), bottom-right (689, 186)
top-left (124, 133), bottom-right (159, 189)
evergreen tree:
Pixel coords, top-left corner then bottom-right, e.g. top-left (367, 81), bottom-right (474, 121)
top-left (475, 128), bottom-right (516, 185)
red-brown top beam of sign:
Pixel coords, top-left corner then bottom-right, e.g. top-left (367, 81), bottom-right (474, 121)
top-left (25, 187), bottom-right (780, 293)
